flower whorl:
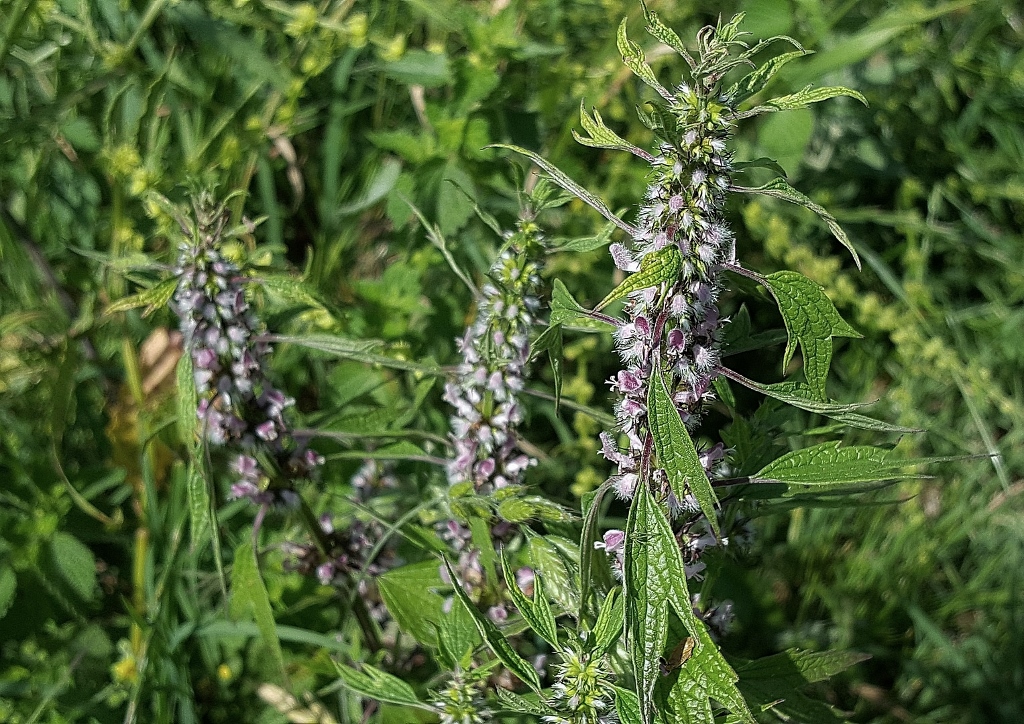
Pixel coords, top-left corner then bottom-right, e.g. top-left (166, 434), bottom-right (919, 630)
top-left (444, 221), bottom-right (543, 493)
top-left (172, 194), bottom-right (322, 505)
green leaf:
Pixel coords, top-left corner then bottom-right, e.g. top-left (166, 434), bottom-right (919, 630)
top-left (489, 144), bottom-right (638, 237)
top-left (640, 0), bottom-right (694, 63)
top-left (720, 371), bottom-right (920, 433)
top-left (550, 280), bottom-right (616, 332)
top-left (500, 549), bottom-right (558, 647)
top-left (443, 558), bottom-right (541, 692)
top-left (336, 157), bottom-right (402, 216)
top-left (624, 484), bottom-right (675, 723)
top-left (733, 179), bottom-right (860, 268)
top-left (47, 532), bottom-right (96, 602)
top-left (735, 649), bottom-right (869, 723)
top-left (727, 50), bottom-right (811, 103)
top-left (335, 662), bottom-right (429, 709)
top-left (105, 278), bottom-right (178, 317)
top-left (229, 541), bottom-right (285, 683)
top-left (274, 334), bottom-right (445, 375)
top-left (731, 156), bottom-right (790, 178)
top-left (762, 271), bottom-right (861, 400)
top-left (529, 535), bottom-right (580, 614)
top-left (761, 84), bottom-right (868, 111)
top-left (597, 246), bottom-right (682, 311)
top-left (617, 19), bottom-right (673, 101)
top-left (434, 596), bottom-right (481, 669)
top-left (624, 484), bottom-right (753, 724)
top-left (0, 567), bottom-right (17, 620)
top-left (493, 688), bottom-right (553, 717)
top-left (614, 686), bottom-right (644, 724)
top-left (531, 324), bottom-right (563, 407)
top-left (755, 441), bottom-right (942, 489)
top-left (437, 162), bottom-right (476, 235)
top-left (666, 624), bottom-right (752, 724)
top-left (579, 479), bottom-right (615, 615)
top-left (176, 352), bottom-right (196, 447)
top-left (378, 561), bottom-right (448, 646)
top-left (384, 49), bottom-right (452, 87)
top-left (554, 220), bottom-right (617, 253)
top-left (186, 465), bottom-right (210, 550)
top-left (648, 368), bottom-right (720, 537)
top-left (573, 102), bottom-right (648, 158)
top-left (591, 586), bottom-right (624, 655)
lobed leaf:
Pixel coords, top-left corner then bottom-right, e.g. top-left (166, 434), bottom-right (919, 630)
top-left (763, 271), bottom-right (861, 400)
top-left (574, 102), bottom-right (651, 160)
top-left (104, 277), bottom-right (178, 317)
top-left (727, 50), bottom-right (811, 103)
top-left (617, 19), bottom-right (674, 101)
top-left (741, 84), bottom-right (868, 117)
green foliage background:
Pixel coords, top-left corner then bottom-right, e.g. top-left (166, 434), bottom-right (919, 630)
top-left (0, 0), bottom-right (1021, 722)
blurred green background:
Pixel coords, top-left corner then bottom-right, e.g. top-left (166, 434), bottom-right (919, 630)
top-left (1, 0), bottom-right (1022, 722)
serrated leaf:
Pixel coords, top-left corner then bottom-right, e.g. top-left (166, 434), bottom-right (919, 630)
top-left (648, 369), bottom-right (720, 537)
top-left (732, 156), bottom-right (790, 178)
top-left (736, 648), bottom-right (870, 687)
top-left (378, 561), bottom-right (447, 646)
top-left (596, 246), bottom-right (682, 311)
top-left (443, 558), bottom-right (541, 692)
top-left (625, 483), bottom-right (753, 724)
top-left (617, 19), bottom-right (673, 101)
top-left (105, 278), bottom-right (178, 317)
top-left (335, 662), bottom-right (429, 709)
top-left (735, 649), bottom-right (869, 723)
top-left (755, 441), bottom-right (942, 489)
top-left (550, 280), bottom-right (616, 332)
top-left (489, 144), bottom-right (638, 237)
top-left (229, 541), bottom-right (285, 683)
top-left (554, 220), bottom-right (617, 253)
top-left (727, 50), bottom-right (811, 103)
top-left (624, 484), bottom-right (675, 724)
top-left (763, 271), bottom-right (861, 400)
top-left (749, 85), bottom-right (868, 114)
top-left (494, 688), bottom-right (553, 716)
top-left (275, 334), bottom-right (444, 375)
top-left (258, 274), bottom-right (332, 314)
top-left (667, 624), bottom-right (752, 724)
top-left (640, 0), bottom-right (693, 62)
top-left (529, 535), bottom-right (579, 615)
top-left (591, 587), bottom-right (624, 655)
top-left (573, 102), bottom-right (647, 157)
top-left (719, 371), bottom-right (921, 433)
top-left (500, 549), bottom-right (558, 647)
top-left (733, 179), bottom-right (860, 268)
top-left (615, 686), bottom-right (644, 724)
